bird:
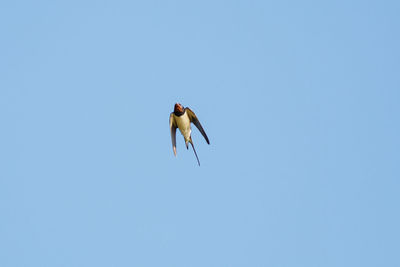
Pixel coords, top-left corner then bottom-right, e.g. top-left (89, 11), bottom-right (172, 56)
top-left (169, 103), bottom-right (210, 166)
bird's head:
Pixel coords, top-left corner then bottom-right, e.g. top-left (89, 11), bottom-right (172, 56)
top-left (174, 103), bottom-right (184, 114)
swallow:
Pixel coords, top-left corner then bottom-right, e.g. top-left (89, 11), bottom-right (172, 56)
top-left (169, 103), bottom-right (210, 166)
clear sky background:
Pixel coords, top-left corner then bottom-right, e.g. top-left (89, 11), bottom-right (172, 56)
top-left (1, 1), bottom-right (399, 266)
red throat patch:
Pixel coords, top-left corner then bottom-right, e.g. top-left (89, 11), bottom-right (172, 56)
top-left (174, 103), bottom-right (184, 113)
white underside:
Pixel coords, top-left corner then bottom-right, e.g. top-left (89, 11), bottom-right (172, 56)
top-left (174, 112), bottom-right (191, 142)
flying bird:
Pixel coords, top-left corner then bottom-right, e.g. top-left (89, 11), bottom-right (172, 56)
top-left (169, 103), bottom-right (210, 166)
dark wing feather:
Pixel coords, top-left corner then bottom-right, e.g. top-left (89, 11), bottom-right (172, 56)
top-left (169, 113), bottom-right (177, 155)
top-left (185, 108), bottom-right (210, 144)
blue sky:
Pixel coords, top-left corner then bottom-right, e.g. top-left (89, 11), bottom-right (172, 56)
top-left (1, 0), bottom-right (399, 266)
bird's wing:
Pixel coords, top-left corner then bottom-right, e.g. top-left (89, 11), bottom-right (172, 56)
top-left (169, 113), bottom-right (177, 156)
top-left (185, 108), bottom-right (210, 144)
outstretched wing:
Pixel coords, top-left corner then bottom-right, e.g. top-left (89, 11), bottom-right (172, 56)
top-left (185, 108), bottom-right (210, 144)
top-left (169, 113), bottom-right (177, 156)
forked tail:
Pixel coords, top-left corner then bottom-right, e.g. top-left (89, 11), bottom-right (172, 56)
top-left (189, 139), bottom-right (201, 166)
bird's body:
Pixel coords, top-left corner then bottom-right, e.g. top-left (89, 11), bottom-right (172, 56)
top-left (169, 103), bottom-right (210, 166)
top-left (173, 111), bottom-right (191, 145)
